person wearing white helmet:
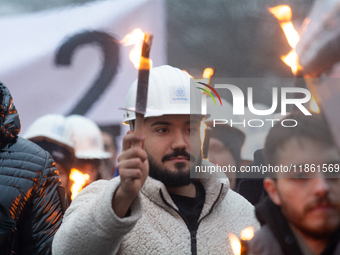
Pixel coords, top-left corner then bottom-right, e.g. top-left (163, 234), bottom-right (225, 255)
top-left (66, 115), bottom-right (112, 185)
top-left (53, 65), bottom-right (259, 255)
top-left (204, 97), bottom-right (245, 190)
top-left (24, 114), bottom-right (76, 195)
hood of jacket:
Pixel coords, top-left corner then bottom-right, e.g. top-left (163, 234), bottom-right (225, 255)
top-left (0, 83), bottom-right (20, 147)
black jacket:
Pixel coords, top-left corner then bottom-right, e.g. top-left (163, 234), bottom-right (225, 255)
top-left (0, 83), bottom-right (65, 254)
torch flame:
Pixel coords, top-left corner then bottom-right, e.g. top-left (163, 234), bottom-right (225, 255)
top-left (69, 168), bottom-right (90, 201)
top-left (203, 68), bottom-right (214, 79)
top-left (200, 122), bottom-right (208, 152)
top-left (269, 5), bottom-right (301, 74)
top-left (121, 28), bottom-right (153, 69)
top-left (309, 94), bottom-right (320, 113)
top-left (240, 226), bottom-right (255, 241)
top-left (281, 50), bottom-right (300, 74)
top-left (268, 5), bottom-right (292, 22)
top-left (229, 233), bottom-right (241, 255)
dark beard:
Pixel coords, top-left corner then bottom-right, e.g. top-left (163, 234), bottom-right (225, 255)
top-left (280, 195), bottom-right (340, 239)
top-left (148, 149), bottom-right (202, 187)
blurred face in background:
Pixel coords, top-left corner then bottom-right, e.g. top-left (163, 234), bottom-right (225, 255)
top-left (208, 137), bottom-right (237, 189)
top-left (265, 138), bottom-right (340, 241)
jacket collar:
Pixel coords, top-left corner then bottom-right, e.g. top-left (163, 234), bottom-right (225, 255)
top-left (141, 159), bottom-right (229, 219)
top-left (256, 196), bottom-right (304, 255)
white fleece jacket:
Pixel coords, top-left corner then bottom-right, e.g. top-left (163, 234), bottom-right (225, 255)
top-left (52, 161), bottom-right (259, 255)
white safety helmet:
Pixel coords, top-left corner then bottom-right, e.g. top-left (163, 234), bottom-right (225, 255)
top-left (23, 114), bottom-right (75, 149)
top-left (66, 115), bottom-right (111, 159)
top-left (123, 65), bottom-right (203, 125)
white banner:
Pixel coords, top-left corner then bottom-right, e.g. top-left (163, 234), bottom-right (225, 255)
top-left (0, 0), bottom-right (166, 135)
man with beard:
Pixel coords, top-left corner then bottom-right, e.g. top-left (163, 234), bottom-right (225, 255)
top-left (52, 65), bottom-right (259, 255)
top-left (249, 113), bottom-right (340, 255)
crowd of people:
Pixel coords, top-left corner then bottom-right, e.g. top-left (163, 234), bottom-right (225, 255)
top-left (0, 62), bottom-right (339, 254)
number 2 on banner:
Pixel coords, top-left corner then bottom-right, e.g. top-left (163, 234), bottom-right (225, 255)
top-left (55, 30), bottom-right (120, 116)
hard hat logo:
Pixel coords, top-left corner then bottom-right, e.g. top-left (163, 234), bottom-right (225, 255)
top-left (175, 87), bottom-right (185, 97)
top-left (52, 125), bottom-right (66, 136)
top-left (171, 86), bottom-right (188, 102)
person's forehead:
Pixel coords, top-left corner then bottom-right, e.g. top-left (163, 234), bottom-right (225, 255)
top-left (278, 137), bottom-right (339, 163)
top-left (144, 115), bottom-right (201, 125)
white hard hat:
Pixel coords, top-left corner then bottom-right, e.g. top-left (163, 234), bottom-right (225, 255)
top-left (123, 65), bottom-right (203, 125)
top-left (66, 115), bottom-right (111, 159)
top-left (23, 114), bottom-right (75, 148)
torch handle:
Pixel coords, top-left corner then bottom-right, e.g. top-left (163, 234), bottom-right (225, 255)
top-left (134, 32), bottom-right (153, 147)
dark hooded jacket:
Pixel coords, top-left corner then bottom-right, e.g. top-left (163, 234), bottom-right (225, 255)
top-left (0, 83), bottom-right (66, 254)
top-left (248, 196), bottom-right (340, 255)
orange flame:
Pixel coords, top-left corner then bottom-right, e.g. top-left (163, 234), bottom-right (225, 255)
top-left (309, 94), bottom-right (320, 113)
top-left (69, 168), bottom-right (90, 200)
top-left (121, 28), bottom-right (153, 69)
top-left (268, 5), bottom-right (292, 22)
top-left (229, 233), bottom-right (241, 255)
top-left (269, 5), bottom-right (301, 74)
top-left (203, 68), bottom-right (214, 79)
top-left (240, 226), bottom-right (254, 241)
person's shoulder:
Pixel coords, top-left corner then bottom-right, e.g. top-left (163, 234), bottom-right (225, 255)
top-left (225, 188), bottom-right (255, 209)
top-left (249, 225), bottom-right (283, 255)
top-left (65, 177), bottom-right (121, 215)
top-left (72, 177), bottom-right (121, 202)
top-left (222, 189), bottom-right (260, 227)
top-left (8, 136), bottom-right (50, 158)
top-left (1, 136), bottom-right (53, 171)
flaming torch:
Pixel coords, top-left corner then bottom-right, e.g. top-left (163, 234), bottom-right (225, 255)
top-left (269, 5), bottom-right (320, 114)
top-left (188, 68), bottom-right (215, 159)
top-left (229, 227), bottom-right (254, 255)
top-left (268, 5), bottom-right (301, 75)
top-left (120, 29), bottom-right (153, 69)
top-left (134, 32), bottom-right (153, 139)
top-left (121, 29), bottom-right (153, 143)
top-left (69, 168), bottom-right (90, 201)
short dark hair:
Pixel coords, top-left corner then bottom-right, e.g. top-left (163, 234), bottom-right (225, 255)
top-left (264, 113), bottom-right (335, 166)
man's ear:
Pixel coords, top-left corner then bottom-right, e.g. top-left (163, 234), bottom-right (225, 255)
top-left (264, 178), bottom-right (281, 206)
